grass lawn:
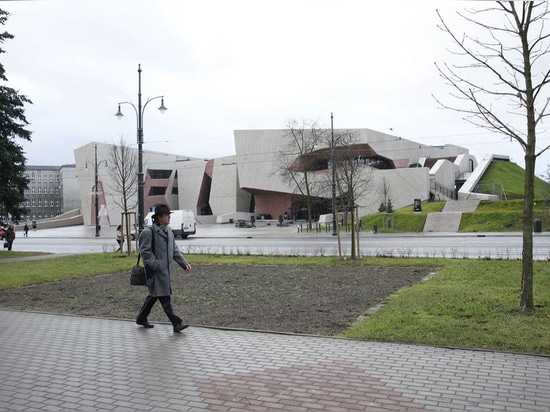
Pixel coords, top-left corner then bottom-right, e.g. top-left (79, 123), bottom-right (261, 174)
top-left (344, 259), bottom-right (550, 355)
top-left (1, 252), bottom-right (549, 355)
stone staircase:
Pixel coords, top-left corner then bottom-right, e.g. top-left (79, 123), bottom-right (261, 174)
top-left (423, 200), bottom-right (481, 232)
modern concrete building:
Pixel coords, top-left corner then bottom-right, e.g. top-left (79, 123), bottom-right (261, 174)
top-left (69, 128), bottom-right (500, 228)
top-left (233, 128), bottom-right (480, 221)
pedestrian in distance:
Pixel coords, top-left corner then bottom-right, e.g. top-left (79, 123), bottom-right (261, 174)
top-left (5, 225), bottom-right (15, 251)
top-left (23, 223), bottom-right (29, 237)
top-left (116, 225), bottom-right (123, 252)
top-left (136, 204), bottom-right (192, 333)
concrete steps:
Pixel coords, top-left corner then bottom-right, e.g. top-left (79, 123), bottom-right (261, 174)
top-left (423, 200), bottom-right (480, 232)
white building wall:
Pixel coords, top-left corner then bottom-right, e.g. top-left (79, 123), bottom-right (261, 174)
top-left (210, 159), bottom-right (240, 215)
top-left (176, 159), bottom-right (207, 213)
top-left (234, 129), bottom-right (296, 193)
top-left (365, 168), bottom-right (430, 215)
top-left (60, 165), bottom-right (80, 213)
top-left (430, 159), bottom-right (458, 200)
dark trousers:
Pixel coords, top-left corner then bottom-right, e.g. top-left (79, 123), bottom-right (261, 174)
top-left (137, 295), bottom-right (182, 326)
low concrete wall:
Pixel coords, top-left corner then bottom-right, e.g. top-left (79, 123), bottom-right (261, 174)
top-left (14, 209), bottom-right (84, 231)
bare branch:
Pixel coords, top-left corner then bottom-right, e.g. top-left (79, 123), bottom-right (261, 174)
top-left (435, 1), bottom-right (550, 312)
top-left (106, 137), bottom-right (138, 212)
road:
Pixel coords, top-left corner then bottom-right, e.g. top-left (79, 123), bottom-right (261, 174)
top-left (6, 224), bottom-right (550, 260)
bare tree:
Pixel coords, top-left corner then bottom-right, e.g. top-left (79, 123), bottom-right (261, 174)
top-left (332, 132), bottom-right (374, 259)
top-left (107, 137), bottom-right (138, 254)
top-left (378, 177), bottom-right (393, 212)
top-left (434, 2), bottom-right (550, 312)
top-left (277, 119), bottom-right (328, 227)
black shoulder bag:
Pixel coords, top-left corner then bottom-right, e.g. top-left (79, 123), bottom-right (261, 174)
top-left (130, 227), bottom-right (155, 286)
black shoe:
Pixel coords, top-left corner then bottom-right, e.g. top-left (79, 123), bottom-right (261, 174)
top-left (173, 323), bottom-right (189, 333)
top-left (137, 320), bottom-right (154, 329)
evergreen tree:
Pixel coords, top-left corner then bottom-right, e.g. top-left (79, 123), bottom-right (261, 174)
top-left (386, 198), bottom-right (394, 214)
top-left (0, 9), bottom-right (32, 223)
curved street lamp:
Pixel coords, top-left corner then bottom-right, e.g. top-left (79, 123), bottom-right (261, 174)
top-left (115, 64), bottom-right (167, 233)
top-left (85, 143), bottom-right (108, 237)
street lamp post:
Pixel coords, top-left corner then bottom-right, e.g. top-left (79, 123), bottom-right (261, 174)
top-left (86, 143), bottom-right (107, 237)
top-left (115, 64), bottom-right (167, 233)
top-left (331, 113), bottom-right (337, 236)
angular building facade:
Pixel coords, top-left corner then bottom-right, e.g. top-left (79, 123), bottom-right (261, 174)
top-left (73, 128), bottom-right (484, 228)
top-left (233, 128), bottom-right (477, 221)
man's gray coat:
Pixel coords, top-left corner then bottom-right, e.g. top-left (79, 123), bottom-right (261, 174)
top-left (139, 224), bottom-right (189, 297)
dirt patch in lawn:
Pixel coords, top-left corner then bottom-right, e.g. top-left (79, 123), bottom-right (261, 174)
top-left (0, 264), bottom-right (432, 336)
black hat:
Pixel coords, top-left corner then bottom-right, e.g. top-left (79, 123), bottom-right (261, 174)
top-left (152, 204), bottom-right (171, 217)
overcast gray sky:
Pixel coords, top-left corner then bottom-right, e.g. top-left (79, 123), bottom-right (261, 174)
top-left (3, 0), bottom-right (550, 175)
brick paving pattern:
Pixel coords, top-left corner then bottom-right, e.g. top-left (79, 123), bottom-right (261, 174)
top-left (1, 310), bottom-right (550, 411)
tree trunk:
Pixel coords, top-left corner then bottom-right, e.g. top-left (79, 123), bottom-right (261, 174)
top-left (520, 152), bottom-right (536, 312)
top-left (355, 207), bottom-right (361, 259)
top-left (304, 172), bottom-right (313, 228)
top-left (336, 212), bottom-right (343, 260)
top-left (350, 209), bottom-right (356, 260)
top-left (520, 27), bottom-right (537, 313)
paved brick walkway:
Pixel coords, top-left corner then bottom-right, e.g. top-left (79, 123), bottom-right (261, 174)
top-left (1, 310), bottom-right (549, 411)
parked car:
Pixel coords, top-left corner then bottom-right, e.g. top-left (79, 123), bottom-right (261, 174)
top-left (130, 210), bottom-right (196, 239)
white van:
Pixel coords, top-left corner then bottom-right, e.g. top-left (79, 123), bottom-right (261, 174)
top-left (143, 209), bottom-right (196, 238)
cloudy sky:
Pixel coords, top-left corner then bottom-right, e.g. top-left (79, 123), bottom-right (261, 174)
top-left (2, 0), bottom-right (550, 175)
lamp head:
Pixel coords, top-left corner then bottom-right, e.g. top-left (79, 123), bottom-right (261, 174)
top-left (158, 97), bottom-right (167, 114)
top-left (115, 104), bottom-right (124, 119)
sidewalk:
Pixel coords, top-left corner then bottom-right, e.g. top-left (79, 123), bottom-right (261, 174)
top-left (1, 310), bottom-right (549, 411)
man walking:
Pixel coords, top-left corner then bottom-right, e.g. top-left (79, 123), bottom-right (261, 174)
top-left (136, 204), bottom-right (192, 332)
